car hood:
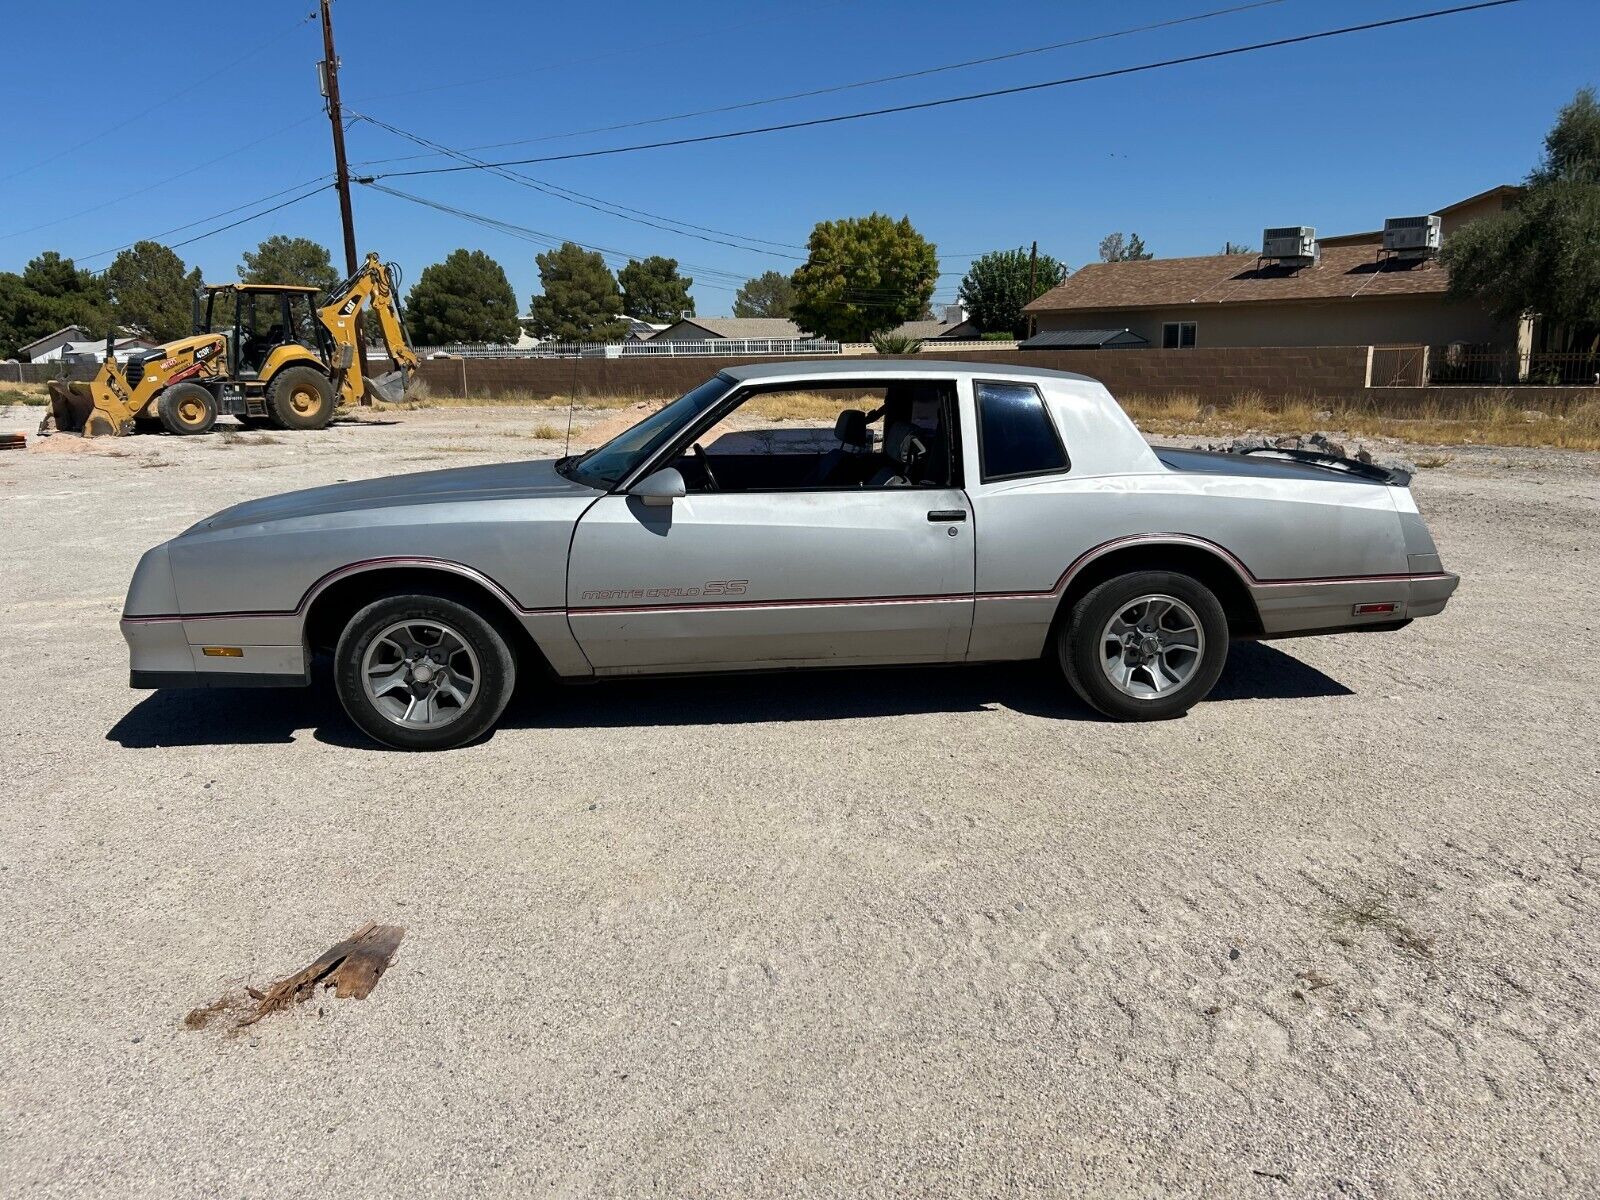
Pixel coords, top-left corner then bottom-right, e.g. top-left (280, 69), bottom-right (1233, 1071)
top-left (191, 458), bottom-right (600, 534)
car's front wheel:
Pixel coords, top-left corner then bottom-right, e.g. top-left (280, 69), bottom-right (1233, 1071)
top-left (1058, 570), bottom-right (1230, 720)
top-left (333, 594), bottom-right (517, 750)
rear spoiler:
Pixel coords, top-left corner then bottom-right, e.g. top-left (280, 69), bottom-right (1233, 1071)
top-left (1240, 446), bottom-right (1411, 487)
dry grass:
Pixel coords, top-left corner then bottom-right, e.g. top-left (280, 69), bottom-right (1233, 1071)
top-left (1122, 390), bottom-right (1600, 451)
top-left (530, 423), bottom-right (563, 440)
top-left (0, 383), bottom-right (52, 406)
top-left (1328, 893), bottom-right (1436, 959)
top-left (377, 384), bottom-right (1600, 451)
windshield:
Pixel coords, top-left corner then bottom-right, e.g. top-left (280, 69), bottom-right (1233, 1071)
top-left (561, 375), bottom-right (732, 490)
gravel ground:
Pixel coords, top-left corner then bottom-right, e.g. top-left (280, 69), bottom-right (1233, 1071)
top-left (2, 405), bottom-right (1597, 1198)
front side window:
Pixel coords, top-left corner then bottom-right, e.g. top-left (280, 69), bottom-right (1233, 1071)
top-left (679, 379), bottom-right (958, 493)
top-left (1162, 321), bottom-right (1197, 349)
top-left (974, 381), bottom-right (1068, 481)
top-left (560, 375), bottom-right (732, 491)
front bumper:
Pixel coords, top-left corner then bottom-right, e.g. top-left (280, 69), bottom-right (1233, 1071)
top-left (121, 617), bottom-right (309, 689)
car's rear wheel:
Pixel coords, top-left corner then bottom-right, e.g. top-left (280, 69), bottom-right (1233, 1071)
top-left (334, 594), bottom-right (516, 750)
top-left (1058, 570), bottom-right (1229, 720)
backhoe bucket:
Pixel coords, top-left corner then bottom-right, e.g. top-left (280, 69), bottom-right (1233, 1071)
top-left (363, 368), bottom-right (410, 406)
top-left (45, 377), bottom-right (135, 437)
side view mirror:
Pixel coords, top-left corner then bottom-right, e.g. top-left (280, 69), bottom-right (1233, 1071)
top-left (633, 467), bottom-right (686, 507)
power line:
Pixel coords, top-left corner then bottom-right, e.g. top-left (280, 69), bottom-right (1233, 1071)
top-left (351, 0), bottom-right (1288, 169)
top-left (361, 182), bottom-right (750, 291)
top-left (350, 112), bottom-right (808, 259)
top-left (372, 1), bottom-right (1525, 179)
top-left (353, 112), bottom-right (1015, 267)
top-left (361, 183), bottom-right (961, 309)
top-left (73, 179), bottom-right (333, 266)
top-left (0, 10), bottom-right (319, 186)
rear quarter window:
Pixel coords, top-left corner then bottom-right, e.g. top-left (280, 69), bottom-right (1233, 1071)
top-left (974, 381), bottom-right (1069, 481)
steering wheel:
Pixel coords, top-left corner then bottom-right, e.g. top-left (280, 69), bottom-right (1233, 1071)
top-left (692, 442), bottom-right (720, 492)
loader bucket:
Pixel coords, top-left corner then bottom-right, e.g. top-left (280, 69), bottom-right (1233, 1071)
top-left (45, 378), bottom-right (134, 437)
top-left (362, 368), bottom-right (410, 406)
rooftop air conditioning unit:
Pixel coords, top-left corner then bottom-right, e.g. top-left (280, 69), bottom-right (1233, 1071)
top-left (1262, 225), bottom-right (1316, 260)
top-left (1383, 214), bottom-right (1442, 256)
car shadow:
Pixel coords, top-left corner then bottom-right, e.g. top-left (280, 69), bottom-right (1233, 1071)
top-left (105, 641), bottom-right (1350, 749)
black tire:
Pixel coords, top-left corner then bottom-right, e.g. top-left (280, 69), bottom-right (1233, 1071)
top-left (1057, 570), bottom-right (1230, 721)
top-left (333, 593), bottom-right (516, 751)
top-left (264, 365), bottom-right (336, 430)
top-left (156, 382), bottom-right (217, 435)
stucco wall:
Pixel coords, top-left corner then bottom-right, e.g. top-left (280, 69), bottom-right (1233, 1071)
top-left (1033, 295), bottom-right (1513, 350)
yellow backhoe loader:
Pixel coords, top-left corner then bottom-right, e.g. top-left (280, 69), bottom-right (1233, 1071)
top-left (47, 252), bottom-right (419, 437)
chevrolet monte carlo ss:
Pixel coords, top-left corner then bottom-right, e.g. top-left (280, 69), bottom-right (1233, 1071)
top-left (122, 361), bottom-right (1458, 749)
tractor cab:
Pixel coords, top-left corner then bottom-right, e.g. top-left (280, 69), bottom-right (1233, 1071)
top-left (197, 282), bottom-right (330, 380)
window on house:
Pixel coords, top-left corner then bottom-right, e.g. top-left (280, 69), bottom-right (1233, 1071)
top-left (1162, 321), bottom-right (1197, 349)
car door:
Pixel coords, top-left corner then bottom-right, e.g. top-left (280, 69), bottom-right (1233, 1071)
top-left (565, 397), bottom-right (975, 674)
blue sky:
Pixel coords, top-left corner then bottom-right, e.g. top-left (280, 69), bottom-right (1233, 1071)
top-left (1, 0), bottom-right (1593, 314)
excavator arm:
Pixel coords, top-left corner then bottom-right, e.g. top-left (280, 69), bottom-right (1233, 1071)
top-left (317, 252), bottom-right (419, 406)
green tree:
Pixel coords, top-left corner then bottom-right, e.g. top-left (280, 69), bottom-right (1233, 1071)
top-left (18, 251), bottom-right (108, 341)
top-left (103, 241), bottom-right (202, 341)
top-left (732, 270), bottom-right (796, 319)
top-left (791, 213), bottom-right (938, 342)
top-left (1443, 87), bottom-right (1600, 352)
top-left (527, 242), bottom-right (628, 342)
top-left (1098, 231), bottom-right (1154, 262)
top-left (619, 255), bottom-right (693, 322)
top-left (239, 235), bottom-right (340, 291)
top-left (957, 247), bottom-right (1068, 337)
top-left (404, 249), bottom-right (520, 345)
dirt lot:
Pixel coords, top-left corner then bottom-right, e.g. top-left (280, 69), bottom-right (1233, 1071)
top-left (2, 404), bottom-right (1597, 1198)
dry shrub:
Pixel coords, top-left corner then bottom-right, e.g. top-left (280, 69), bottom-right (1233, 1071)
top-left (1121, 388), bottom-right (1600, 450)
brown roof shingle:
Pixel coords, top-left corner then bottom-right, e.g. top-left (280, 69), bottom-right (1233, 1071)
top-left (1023, 242), bottom-right (1451, 315)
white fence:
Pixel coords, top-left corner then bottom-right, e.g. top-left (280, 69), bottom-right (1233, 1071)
top-left (407, 337), bottom-right (1023, 361)
top-left (412, 338), bottom-right (843, 360)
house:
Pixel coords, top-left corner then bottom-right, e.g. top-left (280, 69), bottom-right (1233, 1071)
top-left (1024, 186), bottom-right (1523, 350)
top-left (888, 304), bottom-right (982, 342)
top-left (17, 325), bottom-right (93, 362)
top-left (654, 317), bottom-right (807, 342)
top-left (51, 336), bottom-right (161, 364)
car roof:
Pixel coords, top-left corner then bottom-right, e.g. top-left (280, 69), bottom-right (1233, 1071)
top-left (719, 358), bottom-right (1098, 385)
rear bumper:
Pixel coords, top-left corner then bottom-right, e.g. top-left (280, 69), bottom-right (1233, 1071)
top-left (121, 616), bottom-right (309, 689)
top-left (1254, 571), bottom-right (1459, 638)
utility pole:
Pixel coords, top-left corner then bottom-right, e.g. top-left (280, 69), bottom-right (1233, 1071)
top-left (318, 0), bottom-right (358, 277)
top-left (1026, 240), bottom-right (1039, 339)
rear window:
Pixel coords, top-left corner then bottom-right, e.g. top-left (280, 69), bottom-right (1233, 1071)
top-left (974, 381), bottom-right (1068, 481)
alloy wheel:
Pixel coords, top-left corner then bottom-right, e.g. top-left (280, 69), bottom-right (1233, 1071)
top-left (360, 619), bottom-right (481, 728)
top-left (1098, 594), bottom-right (1206, 699)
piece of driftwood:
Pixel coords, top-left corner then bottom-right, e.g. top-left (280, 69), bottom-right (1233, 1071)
top-left (185, 922), bottom-right (405, 1030)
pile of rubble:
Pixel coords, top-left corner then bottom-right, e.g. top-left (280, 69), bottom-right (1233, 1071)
top-left (1197, 431), bottom-right (1416, 475)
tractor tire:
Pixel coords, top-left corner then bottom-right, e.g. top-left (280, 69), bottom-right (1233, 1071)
top-left (265, 366), bottom-right (336, 430)
top-left (156, 382), bottom-right (217, 436)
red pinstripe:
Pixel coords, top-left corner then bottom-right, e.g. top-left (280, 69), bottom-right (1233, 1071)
top-left (122, 538), bottom-right (1445, 624)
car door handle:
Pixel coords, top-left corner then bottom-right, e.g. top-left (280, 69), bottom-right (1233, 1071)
top-left (926, 509), bottom-right (967, 522)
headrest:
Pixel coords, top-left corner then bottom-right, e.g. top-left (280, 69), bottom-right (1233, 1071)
top-left (834, 408), bottom-right (869, 447)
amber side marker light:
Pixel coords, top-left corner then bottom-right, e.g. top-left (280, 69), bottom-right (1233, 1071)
top-left (201, 647), bottom-right (244, 658)
top-left (1352, 602), bottom-right (1399, 615)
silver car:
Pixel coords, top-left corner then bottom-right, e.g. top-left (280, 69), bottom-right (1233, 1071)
top-left (121, 361), bottom-right (1458, 749)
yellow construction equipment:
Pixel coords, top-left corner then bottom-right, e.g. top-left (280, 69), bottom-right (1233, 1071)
top-left (47, 252), bottom-right (419, 437)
